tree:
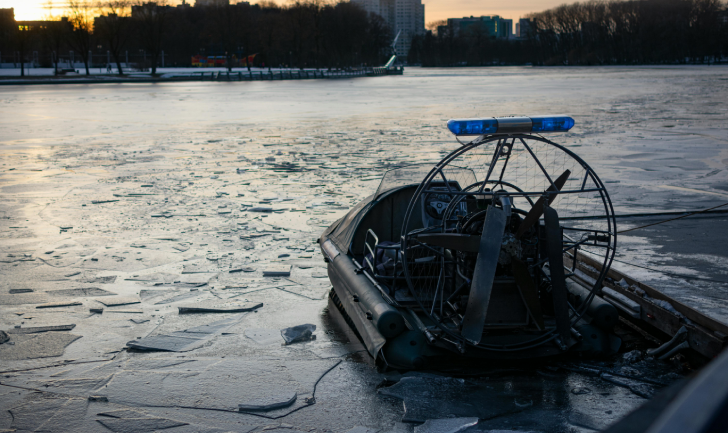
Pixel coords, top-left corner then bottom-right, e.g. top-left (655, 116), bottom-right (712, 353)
top-left (132, 0), bottom-right (169, 74)
top-left (257, 6), bottom-right (280, 70)
top-left (206, 1), bottom-right (244, 72)
top-left (95, 1), bottom-right (132, 74)
top-left (237, 3), bottom-right (258, 71)
top-left (67, 0), bottom-right (94, 75)
top-left (365, 12), bottom-right (392, 66)
top-left (42, 18), bottom-right (71, 75)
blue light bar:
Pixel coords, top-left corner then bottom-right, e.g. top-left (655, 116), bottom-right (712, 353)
top-left (530, 116), bottom-right (575, 133)
top-left (446, 116), bottom-right (575, 136)
top-left (446, 118), bottom-right (498, 135)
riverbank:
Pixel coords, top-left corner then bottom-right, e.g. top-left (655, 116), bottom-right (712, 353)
top-left (0, 66), bottom-right (403, 86)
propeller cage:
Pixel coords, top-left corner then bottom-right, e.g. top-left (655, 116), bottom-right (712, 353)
top-left (400, 133), bottom-right (617, 353)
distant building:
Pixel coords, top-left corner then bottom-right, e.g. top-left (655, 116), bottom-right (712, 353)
top-left (195, 0), bottom-right (228, 6)
top-left (17, 17), bottom-right (70, 32)
top-left (0, 8), bottom-right (15, 54)
top-left (0, 7), bottom-right (14, 23)
top-left (501, 18), bottom-right (513, 39)
top-left (516, 18), bottom-right (531, 38)
top-left (1, 9), bottom-right (70, 35)
top-left (351, 0), bottom-right (425, 59)
top-left (131, 2), bottom-right (173, 19)
top-left (445, 15), bottom-right (513, 39)
top-left (193, 0), bottom-right (250, 7)
top-left (94, 13), bottom-right (125, 33)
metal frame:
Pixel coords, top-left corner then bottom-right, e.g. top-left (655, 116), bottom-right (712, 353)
top-left (399, 133), bottom-right (618, 353)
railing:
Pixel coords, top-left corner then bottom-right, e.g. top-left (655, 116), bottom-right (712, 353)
top-left (187, 68), bottom-right (401, 82)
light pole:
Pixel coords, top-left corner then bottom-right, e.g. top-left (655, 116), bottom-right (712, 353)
top-left (17, 25), bottom-right (29, 77)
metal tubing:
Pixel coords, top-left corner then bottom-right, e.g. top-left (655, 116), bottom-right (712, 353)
top-left (565, 280), bottom-right (618, 330)
top-left (330, 252), bottom-right (406, 339)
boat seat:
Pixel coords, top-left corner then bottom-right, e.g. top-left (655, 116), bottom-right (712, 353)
top-left (363, 229), bottom-right (405, 295)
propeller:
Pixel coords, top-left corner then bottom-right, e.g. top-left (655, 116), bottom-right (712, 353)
top-left (460, 206), bottom-right (507, 345)
top-left (515, 170), bottom-right (571, 239)
top-left (543, 204), bottom-right (571, 344)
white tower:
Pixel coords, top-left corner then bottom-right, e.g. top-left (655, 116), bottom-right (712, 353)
top-left (352, 0), bottom-right (425, 59)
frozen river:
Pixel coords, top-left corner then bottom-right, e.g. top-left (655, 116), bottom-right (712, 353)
top-left (1, 66), bottom-right (727, 432)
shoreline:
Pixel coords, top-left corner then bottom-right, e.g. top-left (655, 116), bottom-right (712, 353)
top-left (0, 67), bottom-right (403, 86)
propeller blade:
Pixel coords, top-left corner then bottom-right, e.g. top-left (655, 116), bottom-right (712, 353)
top-left (461, 207), bottom-right (507, 345)
top-left (414, 233), bottom-right (480, 253)
top-left (543, 205), bottom-right (571, 345)
top-left (515, 169), bottom-right (571, 239)
top-left (511, 257), bottom-right (545, 330)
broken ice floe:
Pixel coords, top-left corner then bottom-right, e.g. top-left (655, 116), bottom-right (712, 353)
top-left (0, 332), bottom-right (81, 360)
top-left (9, 288), bottom-right (33, 294)
top-left (6, 325), bottom-right (76, 334)
top-left (281, 324), bottom-right (316, 345)
top-left (263, 265), bottom-right (292, 277)
top-left (47, 287), bottom-right (114, 297)
top-left (126, 317), bottom-right (239, 352)
top-left (178, 301), bottom-right (263, 314)
top-left (97, 417), bottom-right (188, 432)
top-left (413, 418), bottom-right (478, 433)
top-left (7, 357), bottom-right (343, 417)
top-left (239, 391), bottom-right (297, 412)
top-left (99, 297), bottom-right (141, 307)
top-left (36, 301), bottom-right (82, 309)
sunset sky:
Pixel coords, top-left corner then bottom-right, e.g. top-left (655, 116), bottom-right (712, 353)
top-left (0, 0), bottom-right (566, 22)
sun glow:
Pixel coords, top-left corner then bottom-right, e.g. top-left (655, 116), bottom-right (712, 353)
top-left (0, 1), bottom-right (63, 20)
top-left (2, 0), bottom-right (565, 25)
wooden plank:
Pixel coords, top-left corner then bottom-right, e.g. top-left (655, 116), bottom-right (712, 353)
top-left (577, 254), bottom-right (728, 336)
top-left (569, 254), bottom-right (727, 359)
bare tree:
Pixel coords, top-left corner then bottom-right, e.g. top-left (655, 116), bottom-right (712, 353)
top-left (238, 4), bottom-right (257, 72)
top-left (524, 0), bottom-right (728, 65)
top-left (43, 20), bottom-right (71, 75)
top-left (132, 0), bottom-right (169, 74)
top-left (207, 1), bottom-right (243, 72)
top-left (16, 25), bottom-right (34, 77)
top-left (40, 2), bottom-right (69, 75)
top-left (257, 7), bottom-right (279, 71)
top-left (95, 1), bottom-right (132, 74)
top-left (67, 0), bottom-right (94, 75)
top-left (426, 20), bottom-right (446, 35)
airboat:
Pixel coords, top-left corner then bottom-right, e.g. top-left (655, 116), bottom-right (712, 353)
top-left (319, 116), bottom-right (728, 371)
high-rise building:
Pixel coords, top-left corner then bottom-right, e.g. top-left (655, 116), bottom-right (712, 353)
top-left (351, 0), bottom-right (425, 59)
top-left (501, 18), bottom-right (513, 38)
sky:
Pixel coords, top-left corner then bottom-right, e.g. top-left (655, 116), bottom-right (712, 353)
top-left (0, 0), bottom-right (565, 23)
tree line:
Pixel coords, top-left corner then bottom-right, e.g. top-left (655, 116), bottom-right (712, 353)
top-left (528, 0), bottom-right (728, 65)
top-left (407, 27), bottom-right (534, 66)
top-left (408, 0), bottom-right (728, 66)
top-left (0, 0), bottom-right (393, 75)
